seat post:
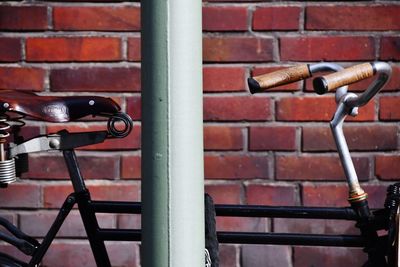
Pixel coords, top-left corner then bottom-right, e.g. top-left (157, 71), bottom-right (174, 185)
top-left (63, 149), bottom-right (87, 193)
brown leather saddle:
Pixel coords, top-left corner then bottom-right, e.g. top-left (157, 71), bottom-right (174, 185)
top-left (0, 90), bottom-right (120, 122)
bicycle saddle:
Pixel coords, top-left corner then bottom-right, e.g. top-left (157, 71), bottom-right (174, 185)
top-left (0, 90), bottom-right (120, 122)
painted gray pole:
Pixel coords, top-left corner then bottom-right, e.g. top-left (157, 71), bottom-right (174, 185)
top-left (141, 0), bottom-right (204, 266)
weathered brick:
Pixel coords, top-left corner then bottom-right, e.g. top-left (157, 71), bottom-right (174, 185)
top-left (0, 67), bottom-right (45, 91)
top-left (204, 96), bottom-right (271, 121)
top-left (53, 6), bottom-right (140, 31)
top-left (20, 211), bottom-right (115, 237)
top-left (294, 246), bottom-right (366, 267)
top-left (203, 6), bottom-right (247, 31)
top-left (276, 96), bottom-right (375, 122)
top-left (0, 38), bottom-right (21, 62)
top-left (381, 37), bottom-right (400, 61)
top-left (253, 6), bottom-right (301, 31)
top-left (249, 126), bottom-right (296, 151)
top-left (276, 155), bottom-right (370, 181)
top-left (302, 183), bottom-right (348, 207)
top-left (204, 154), bottom-right (270, 179)
top-left (246, 184), bottom-right (298, 206)
top-left (203, 66), bottom-right (246, 92)
top-left (274, 218), bottom-right (358, 235)
top-left (376, 155), bottom-right (400, 180)
top-left (204, 126), bottom-right (243, 150)
top-left (217, 216), bottom-right (267, 232)
top-left (42, 241), bottom-right (138, 267)
top-left (126, 96), bottom-right (141, 121)
top-left (307, 6), bottom-right (400, 31)
top-left (219, 245), bottom-right (239, 267)
top-left (280, 36), bottom-right (375, 61)
top-left (117, 214), bottom-right (141, 229)
top-left (251, 66), bottom-right (302, 91)
top-left (302, 184), bottom-right (386, 208)
top-left (23, 154), bottom-right (119, 179)
top-left (0, 184), bottom-right (41, 208)
top-left (44, 183), bottom-right (140, 208)
top-left (26, 37), bottom-right (122, 62)
top-left (302, 125), bottom-right (398, 152)
top-left (203, 37), bottom-right (274, 62)
top-left (121, 155), bottom-right (141, 179)
top-left (50, 67), bottom-right (140, 92)
top-left (242, 245), bottom-right (292, 267)
top-left (205, 184), bottom-right (242, 204)
top-left (127, 37), bottom-right (141, 61)
top-left (380, 96), bottom-right (400, 120)
top-left (0, 6), bottom-right (47, 30)
top-left (46, 124), bottom-right (141, 151)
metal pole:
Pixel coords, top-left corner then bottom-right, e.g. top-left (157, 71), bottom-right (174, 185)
top-left (141, 0), bottom-right (204, 266)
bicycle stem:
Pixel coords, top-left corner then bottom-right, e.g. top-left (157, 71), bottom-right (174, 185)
top-left (329, 62), bottom-right (392, 203)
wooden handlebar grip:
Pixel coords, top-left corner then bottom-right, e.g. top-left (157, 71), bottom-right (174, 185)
top-left (313, 63), bottom-right (375, 95)
top-left (248, 65), bottom-right (311, 94)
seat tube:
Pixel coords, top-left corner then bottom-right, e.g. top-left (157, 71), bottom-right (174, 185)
top-left (63, 149), bottom-right (87, 193)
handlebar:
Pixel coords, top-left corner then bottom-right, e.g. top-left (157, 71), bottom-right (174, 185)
top-left (313, 62), bottom-right (392, 102)
top-left (248, 64), bottom-right (311, 94)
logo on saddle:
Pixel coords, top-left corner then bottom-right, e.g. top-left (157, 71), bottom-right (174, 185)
top-left (42, 104), bottom-right (68, 121)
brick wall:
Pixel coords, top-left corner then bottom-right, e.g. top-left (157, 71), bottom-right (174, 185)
top-left (0, 1), bottom-right (399, 266)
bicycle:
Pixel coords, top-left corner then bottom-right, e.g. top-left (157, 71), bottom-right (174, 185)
top-left (0, 61), bottom-right (398, 267)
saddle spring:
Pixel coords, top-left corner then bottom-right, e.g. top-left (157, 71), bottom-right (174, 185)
top-left (0, 113), bottom-right (25, 187)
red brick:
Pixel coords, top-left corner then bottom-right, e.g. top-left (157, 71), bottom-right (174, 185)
top-left (276, 155), bottom-right (370, 181)
top-left (44, 183), bottom-right (140, 208)
top-left (205, 184), bottom-right (242, 204)
top-left (0, 67), bottom-right (45, 91)
top-left (276, 96), bottom-right (375, 122)
top-left (26, 37), bottom-right (122, 62)
top-left (0, 38), bottom-right (21, 62)
top-left (280, 36), bottom-right (375, 61)
top-left (203, 66), bottom-right (246, 92)
top-left (204, 154), bottom-right (270, 179)
top-left (42, 241), bottom-right (138, 267)
top-left (50, 67), bottom-right (140, 92)
top-left (203, 6), bottom-right (248, 31)
top-left (302, 125), bottom-right (398, 152)
top-left (46, 124), bottom-right (141, 151)
top-left (246, 184), bottom-right (298, 206)
top-left (20, 211), bottom-right (115, 237)
top-left (219, 245), bottom-right (238, 267)
top-left (251, 66), bottom-right (302, 91)
top-left (0, 184), bottom-right (41, 208)
top-left (127, 37), bottom-right (141, 61)
top-left (307, 6), bottom-right (400, 31)
top-left (203, 37), bottom-right (274, 62)
top-left (242, 245), bottom-right (292, 267)
top-left (121, 155), bottom-right (141, 179)
top-left (253, 6), bottom-right (301, 31)
top-left (23, 154), bottom-right (119, 179)
top-left (53, 6), bottom-right (140, 31)
top-left (117, 214), bottom-right (141, 229)
top-left (302, 184), bottom-right (348, 207)
top-left (364, 184), bottom-right (387, 209)
top-left (217, 216), bottom-right (267, 232)
top-left (380, 96), bottom-right (400, 120)
top-left (249, 126), bottom-right (296, 151)
top-left (381, 37), bottom-right (400, 61)
top-left (0, 6), bottom-right (47, 30)
top-left (294, 247), bottom-right (366, 267)
top-left (204, 96), bottom-right (271, 121)
top-left (376, 155), bottom-right (400, 180)
top-left (274, 218), bottom-right (357, 235)
top-left (204, 126), bottom-right (243, 150)
top-left (126, 96), bottom-right (141, 120)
